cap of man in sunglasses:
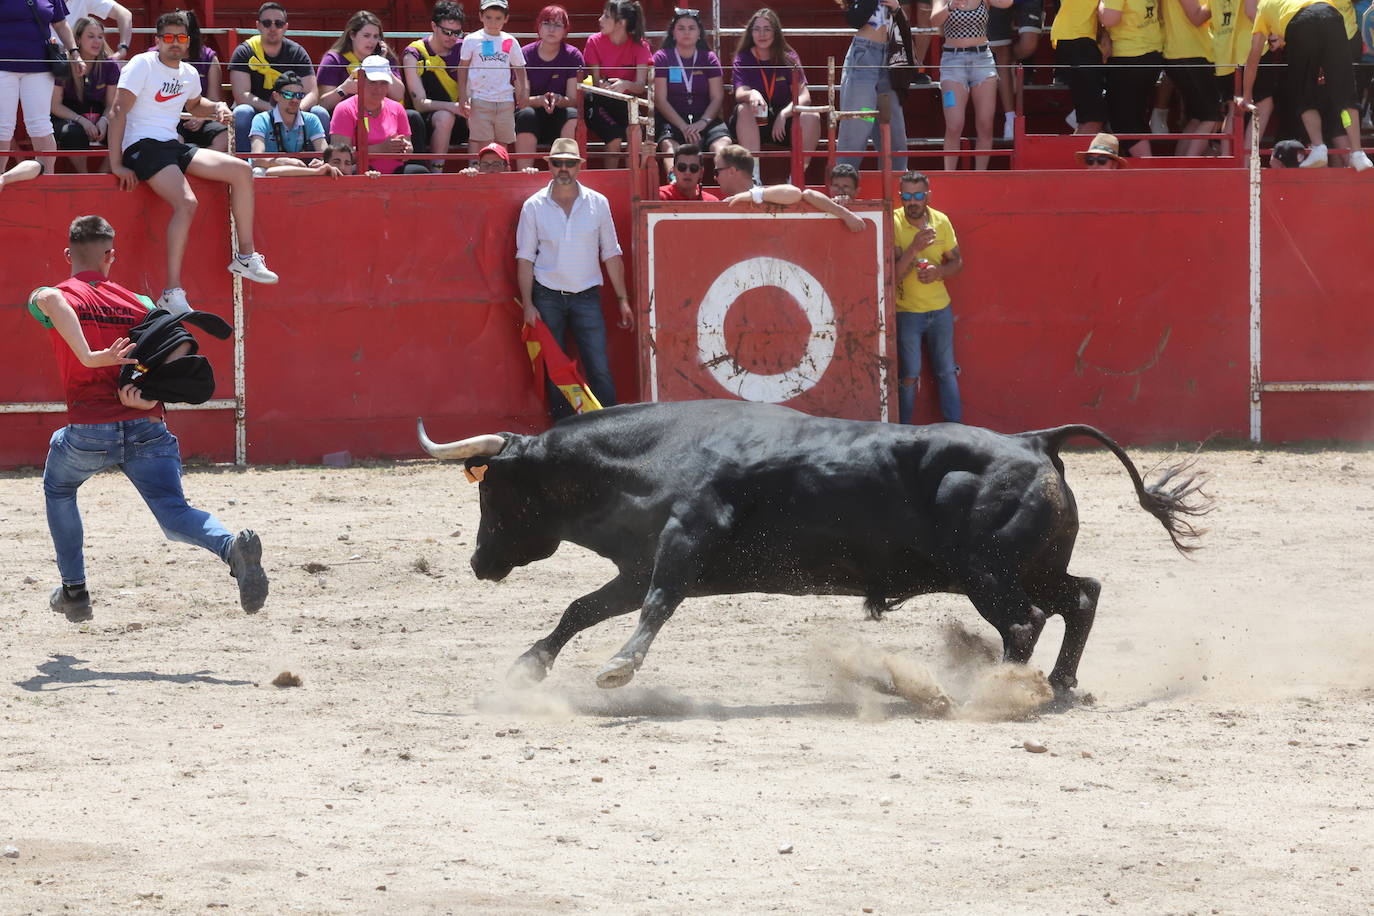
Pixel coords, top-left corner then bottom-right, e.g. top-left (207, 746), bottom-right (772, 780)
top-left (657, 143), bottom-right (719, 201)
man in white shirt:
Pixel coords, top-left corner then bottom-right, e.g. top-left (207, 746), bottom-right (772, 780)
top-left (515, 137), bottom-right (631, 418)
top-left (61, 0), bottom-right (134, 61)
top-left (107, 10), bottom-right (277, 314)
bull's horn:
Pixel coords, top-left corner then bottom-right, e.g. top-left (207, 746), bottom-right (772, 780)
top-left (417, 419), bottom-right (505, 460)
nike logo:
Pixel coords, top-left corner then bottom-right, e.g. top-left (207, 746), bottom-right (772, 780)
top-left (154, 90), bottom-right (181, 102)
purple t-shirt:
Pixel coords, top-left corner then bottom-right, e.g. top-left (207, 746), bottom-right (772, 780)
top-left (732, 48), bottom-right (802, 110)
top-left (186, 45), bottom-right (218, 82)
top-left (1, 0), bottom-right (69, 74)
top-left (317, 49), bottom-right (401, 89)
top-left (62, 57), bottom-right (118, 111)
top-left (651, 47), bottom-right (721, 120)
top-left (520, 41), bottom-right (583, 98)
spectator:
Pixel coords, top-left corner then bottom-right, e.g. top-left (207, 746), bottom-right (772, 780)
top-left (828, 161), bottom-right (860, 200)
top-left (459, 0), bottom-right (528, 157)
top-left (1100, 0), bottom-right (1164, 158)
top-left (1242, 0), bottom-right (1371, 169)
top-left (731, 9), bottom-right (821, 174)
top-left (891, 171), bottom-right (962, 424)
top-left (716, 143), bottom-right (866, 231)
top-left (516, 5), bottom-right (583, 164)
top-left (173, 10), bottom-right (229, 153)
top-left (515, 137), bottom-right (631, 418)
top-left (459, 140), bottom-right (539, 173)
top-left (59, 0), bottom-right (132, 61)
top-left (932, 0), bottom-right (1009, 170)
top-left (330, 54), bottom-right (429, 174)
top-left (263, 138), bottom-right (382, 176)
top-left (316, 10), bottom-right (405, 122)
top-left (1268, 137), bottom-right (1306, 164)
top-left (583, 0), bottom-right (653, 163)
top-left (1074, 129), bottom-right (1126, 165)
top-left (50, 16), bottom-right (118, 173)
top-left (1, 0), bottom-right (85, 179)
top-left (229, 2), bottom-right (326, 152)
top-left (1051, 0), bottom-right (1109, 135)
top-left (658, 142), bottom-right (719, 199)
top-left (652, 8), bottom-right (730, 180)
top-left (29, 214), bottom-right (269, 622)
top-left (1213, 0), bottom-right (1278, 150)
top-left (0, 158), bottom-right (42, 191)
top-left (403, 1), bottom-right (468, 172)
top-left (109, 10), bottom-right (277, 314)
top-left (1162, 0), bottom-right (1222, 155)
top-left (834, 0), bottom-right (910, 171)
top-left (990, 0), bottom-right (1045, 139)
top-left (249, 69), bottom-right (326, 170)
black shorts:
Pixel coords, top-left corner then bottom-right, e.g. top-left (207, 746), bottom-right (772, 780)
top-left (586, 95), bottom-right (631, 142)
top-left (1105, 51), bottom-right (1163, 136)
top-left (177, 119), bottom-right (228, 148)
top-left (731, 107), bottom-right (797, 146)
top-left (655, 115), bottom-right (731, 146)
top-left (989, 0), bottom-right (1045, 47)
top-left (1055, 37), bottom-right (1108, 124)
top-left (1167, 57), bottom-right (1223, 120)
top-left (122, 138), bottom-right (197, 181)
top-left (515, 105), bottom-right (572, 146)
top-left (1285, 3), bottom-right (1356, 112)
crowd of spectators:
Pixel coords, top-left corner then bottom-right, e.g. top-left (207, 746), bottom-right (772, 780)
top-left (2, 0), bottom-right (1371, 185)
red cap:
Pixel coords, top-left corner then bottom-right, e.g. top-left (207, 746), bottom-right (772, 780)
top-left (478, 142), bottom-right (511, 165)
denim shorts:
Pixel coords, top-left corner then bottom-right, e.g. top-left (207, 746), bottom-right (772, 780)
top-left (939, 47), bottom-right (998, 90)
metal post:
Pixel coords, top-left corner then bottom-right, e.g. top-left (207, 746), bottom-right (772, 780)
top-left (826, 56), bottom-right (837, 175)
top-left (1247, 111), bottom-right (1262, 444)
top-left (225, 120), bottom-right (247, 466)
top-left (711, 0), bottom-right (721, 59)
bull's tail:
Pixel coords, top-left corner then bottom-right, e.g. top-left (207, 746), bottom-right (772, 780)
top-left (1023, 425), bottom-right (1214, 555)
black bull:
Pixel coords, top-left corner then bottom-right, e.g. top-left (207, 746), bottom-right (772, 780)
top-left (418, 400), bottom-right (1210, 695)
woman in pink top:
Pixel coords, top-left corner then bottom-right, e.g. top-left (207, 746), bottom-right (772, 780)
top-left (583, 0), bottom-right (651, 163)
top-left (327, 55), bottom-right (428, 173)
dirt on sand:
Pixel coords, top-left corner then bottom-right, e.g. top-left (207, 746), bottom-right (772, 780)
top-left (0, 447), bottom-right (1371, 914)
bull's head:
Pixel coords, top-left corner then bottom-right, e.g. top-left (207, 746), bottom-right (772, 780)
top-left (417, 419), bottom-right (561, 582)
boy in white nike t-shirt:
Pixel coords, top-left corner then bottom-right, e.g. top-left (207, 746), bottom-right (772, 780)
top-left (108, 9), bottom-right (277, 314)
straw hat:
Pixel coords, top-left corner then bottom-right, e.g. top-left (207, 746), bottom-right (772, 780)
top-left (1073, 132), bottom-right (1124, 164)
top-left (545, 137), bottom-right (585, 162)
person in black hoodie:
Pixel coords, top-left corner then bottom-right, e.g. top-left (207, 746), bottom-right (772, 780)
top-left (834, 0), bottom-right (911, 172)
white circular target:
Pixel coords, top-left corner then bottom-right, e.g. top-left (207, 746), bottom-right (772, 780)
top-left (696, 257), bottom-right (836, 403)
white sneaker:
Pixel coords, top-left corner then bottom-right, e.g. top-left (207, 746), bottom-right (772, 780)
top-left (1002, 112), bottom-right (1015, 141)
top-left (157, 287), bottom-right (191, 315)
top-left (1064, 110), bottom-right (1078, 131)
top-left (1298, 144), bottom-right (1328, 168)
top-left (1350, 150), bottom-right (1372, 172)
top-left (228, 252), bottom-right (279, 284)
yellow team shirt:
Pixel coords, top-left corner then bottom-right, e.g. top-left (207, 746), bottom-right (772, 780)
top-left (1211, 0), bottom-right (1238, 72)
top-left (1332, 0), bottom-right (1357, 37)
top-left (1252, 0), bottom-right (1326, 35)
top-left (1163, 0), bottom-right (1215, 59)
top-left (1104, 0), bottom-right (1165, 56)
top-left (893, 207), bottom-right (957, 314)
top-left (1051, 0), bottom-right (1103, 44)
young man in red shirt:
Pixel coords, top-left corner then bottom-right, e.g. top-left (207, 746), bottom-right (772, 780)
top-left (657, 143), bottom-right (719, 201)
top-left (29, 214), bottom-right (269, 622)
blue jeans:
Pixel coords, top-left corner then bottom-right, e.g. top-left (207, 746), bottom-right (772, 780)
top-left (836, 36), bottom-right (909, 172)
top-left (233, 103), bottom-right (331, 153)
top-left (43, 419), bottom-right (234, 585)
top-left (896, 307), bottom-right (961, 424)
top-left (532, 280), bottom-right (617, 419)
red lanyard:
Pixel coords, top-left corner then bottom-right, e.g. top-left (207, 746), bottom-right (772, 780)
top-left (758, 63), bottom-right (778, 102)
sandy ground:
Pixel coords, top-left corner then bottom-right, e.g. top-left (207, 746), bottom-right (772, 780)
top-left (1, 442), bottom-right (1372, 915)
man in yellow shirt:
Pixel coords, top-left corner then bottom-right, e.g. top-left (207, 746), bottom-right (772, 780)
top-left (1050, 0), bottom-right (1109, 135)
top-left (892, 171), bottom-right (964, 424)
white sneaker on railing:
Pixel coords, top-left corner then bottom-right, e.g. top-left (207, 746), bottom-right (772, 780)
top-left (157, 287), bottom-right (191, 315)
top-left (1002, 112), bottom-right (1015, 141)
top-left (1298, 144), bottom-right (1328, 168)
top-left (1350, 151), bottom-right (1372, 172)
top-left (228, 252), bottom-right (279, 284)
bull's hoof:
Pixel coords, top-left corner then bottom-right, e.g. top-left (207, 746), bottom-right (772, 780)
top-left (506, 650), bottom-right (551, 688)
top-left (595, 656), bottom-right (638, 689)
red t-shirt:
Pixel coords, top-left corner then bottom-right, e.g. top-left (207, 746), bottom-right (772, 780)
top-left (30, 272), bottom-right (161, 424)
top-left (658, 182), bottom-right (719, 201)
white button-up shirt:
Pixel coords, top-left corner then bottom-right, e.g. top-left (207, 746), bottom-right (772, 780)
top-left (515, 182), bottom-right (622, 293)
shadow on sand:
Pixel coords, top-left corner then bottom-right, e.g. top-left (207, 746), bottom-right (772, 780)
top-left (14, 654), bottom-right (255, 692)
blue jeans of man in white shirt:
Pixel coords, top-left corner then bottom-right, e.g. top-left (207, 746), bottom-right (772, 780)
top-left (532, 280), bottom-right (617, 419)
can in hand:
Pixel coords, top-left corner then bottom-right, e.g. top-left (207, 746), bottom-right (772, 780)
top-left (754, 97), bottom-right (768, 125)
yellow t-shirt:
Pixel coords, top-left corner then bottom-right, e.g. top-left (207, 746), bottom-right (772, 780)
top-left (1331, 0), bottom-right (1357, 38)
top-left (1051, 0), bottom-right (1103, 44)
top-left (1211, 0), bottom-right (1237, 72)
top-left (893, 207), bottom-right (957, 314)
top-left (1163, 0), bottom-right (1215, 59)
top-left (1252, 0), bottom-right (1326, 36)
top-left (1104, 0), bottom-right (1165, 56)
top-left (1230, 0), bottom-right (1262, 66)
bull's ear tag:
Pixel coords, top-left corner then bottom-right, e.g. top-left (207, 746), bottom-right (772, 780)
top-left (464, 465), bottom-right (488, 484)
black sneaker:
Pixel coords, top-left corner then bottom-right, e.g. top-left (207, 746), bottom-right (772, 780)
top-left (50, 585), bottom-right (93, 623)
top-left (227, 529), bottom-right (269, 614)
top-left (911, 71), bottom-right (932, 86)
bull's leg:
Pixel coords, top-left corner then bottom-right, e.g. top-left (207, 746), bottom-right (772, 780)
top-left (1032, 575), bottom-right (1100, 694)
top-left (959, 564), bottom-right (1046, 665)
top-left (508, 571), bottom-right (648, 685)
top-left (596, 514), bottom-right (716, 689)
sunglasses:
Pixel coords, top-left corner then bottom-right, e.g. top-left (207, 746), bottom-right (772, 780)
top-left (674, 162), bottom-right (701, 173)
top-left (550, 158), bottom-right (580, 168)
top-left (1083, 154), bottom-right (1113, 165)
top-left (259, 18), bottom-right (286, 27)
top-left (436, 24), bottom-right (462, 37)
top-left (675, 7), bottom-right (700, 14)
top-left (278, 88), bottom-right (305, 99)
top-left (900, 190), bottom-right (928, 201)
top-left (158, 32), bottom-right (190, 44)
